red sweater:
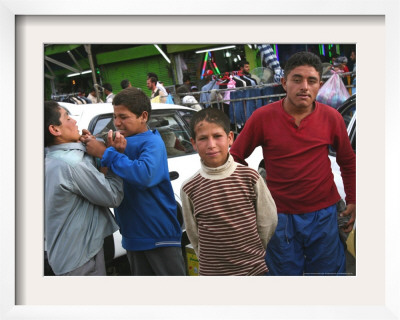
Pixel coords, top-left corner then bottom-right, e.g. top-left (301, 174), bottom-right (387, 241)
top-left (230, 99), bottom-right (356, 214)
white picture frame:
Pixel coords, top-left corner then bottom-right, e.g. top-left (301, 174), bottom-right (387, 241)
top-left (2, 1), bottom-right (399, 319)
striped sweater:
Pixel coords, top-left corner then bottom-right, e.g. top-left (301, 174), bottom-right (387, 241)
top-left (180, 154), bottom-right (277, 276)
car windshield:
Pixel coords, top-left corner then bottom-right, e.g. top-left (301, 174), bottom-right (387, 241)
top-left (90, 109), bottom-right (197, 158)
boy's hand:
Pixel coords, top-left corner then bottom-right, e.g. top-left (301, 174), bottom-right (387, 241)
top-left (79, 129), bottom-right (94, 143)
top-left (81, 129), bottom-right (91, 136)
top-left (107, 130), bottom-right (127, 154)
top-left (340, 203), bottom-right (356, 233)
top-left (81, 135), bottom-right (107, 159)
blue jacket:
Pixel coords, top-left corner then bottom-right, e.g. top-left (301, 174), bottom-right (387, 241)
top-left (101, 130), bottom-right (182, 251)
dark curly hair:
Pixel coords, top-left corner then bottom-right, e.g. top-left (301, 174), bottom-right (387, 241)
top-left (284, 51), bottom-right (323, 80)
top-left (190, 108), bottom-right (230, 140)
top-left (113, 87), bottom-right (152, 121)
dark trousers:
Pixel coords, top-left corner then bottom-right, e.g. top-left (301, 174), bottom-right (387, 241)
top-left (127, 247), bottom-right (186, 276)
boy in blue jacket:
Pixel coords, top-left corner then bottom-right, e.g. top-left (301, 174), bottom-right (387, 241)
top-left (82, 87), bottom-right (185, 276)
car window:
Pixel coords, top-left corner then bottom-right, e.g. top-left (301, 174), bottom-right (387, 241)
top-left (93, 117), bottom-right (115, 136)
top-left (178, 110), bottom-right (196, 128)
top-left (88, 110), bottom-right (196, 158)
top-left (149, 110), bottom-right (196, 158)
top-left (88, 113), bottom-right (115, 141)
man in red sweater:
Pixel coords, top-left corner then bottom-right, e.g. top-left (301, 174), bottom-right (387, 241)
top-left (230, 51), bottom-right (355, 276)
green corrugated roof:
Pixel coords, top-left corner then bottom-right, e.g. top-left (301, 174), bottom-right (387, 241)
top-left (166, 44), bottom-right (215, 54)
top-left (96, 45), bottom-right (160, 65)
top-left (44, 44), bottom-right (82, 55)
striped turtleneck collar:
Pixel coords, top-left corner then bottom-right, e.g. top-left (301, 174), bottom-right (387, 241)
top-left (199, 153), bottom-right (238, 180)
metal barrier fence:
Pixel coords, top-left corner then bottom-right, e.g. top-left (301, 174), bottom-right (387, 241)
top-left (175, 71), bottom-right (356, 133)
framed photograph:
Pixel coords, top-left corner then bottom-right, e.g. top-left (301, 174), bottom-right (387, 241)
top-left (2, 1), bottom-right (399, 319)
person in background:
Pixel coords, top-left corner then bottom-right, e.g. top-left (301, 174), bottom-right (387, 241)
top-left (81, 87), bottom-right (186, 276)
top-left (77, 90), bottom-right (91, 104)
top-left (331, 53), bottom-right (339, 66)
top-left (147, 72), bottom-right (168, 97)
top-left (175, 74), bottom-right (191, 99)
top-left (182, 74), bottom-right (191, 91)
top-left (348, 50), bottom-right (356, 94)
top-left (87, 87), bottom-right (103, 104)
top-left (333, 56), bottom-right (349, 73)
top-left (176, 74), bottom-right (199, 108)
top-left (103, 83), bottom-right (115, 103)
top-left (147, 76), bottom-right (167, 103)
top-left (181, 108), bottom-right (277, 276)
top-left (333, 56), bottom-right (351, 89)
top-left (238, 60), bottom-right (258, 85)
top-left (230, 51), bottom-right (356, 276)
top-left (44, 101), bottom-right (123, 276)
top-left (176, 85), bottom-right (202, 111)
top-left (190, 85), bottom-right (200, 102)
top-left (120, 79), bottom-right (132, 90)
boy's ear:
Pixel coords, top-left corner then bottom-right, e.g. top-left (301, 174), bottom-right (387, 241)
top-left (280, 77), bottom-right (287, 92)
top-left (190, 137), bottom-right (197, 151)
top-left (140, 111), bottom-right (149, 123)
top-left (228, 131), bottom-right (234, 147)
top-left (48, 124), bottom-right (62, 137)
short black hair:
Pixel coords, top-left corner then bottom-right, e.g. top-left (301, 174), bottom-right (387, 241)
top-left (190, 108), bottom-right (230, 140)
top-left (183, 74), bottom-right (191, 83)
top-left (120, 79), bottom-right (131, 89)
top-left (147, 72), bottom-right (158, 81)
top-left (44, 100), bottom-right (62, 147)
top-left (148, 77), bottom-right (157, 85)
top-left (238, 60), bottom-right (250, 68)
top-left (103, 83), bottom-right (113, 92)
top-left (113, 87), bottom-right (152, 121)
top-left (284, 51), bottom-right (323, 80)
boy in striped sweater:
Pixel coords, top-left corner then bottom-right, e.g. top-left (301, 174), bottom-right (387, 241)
top-left (180, 108), bottom-right (277, 276)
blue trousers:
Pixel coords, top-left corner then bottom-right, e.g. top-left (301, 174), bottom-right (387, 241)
top-left (265, 204), bottom-right (346, 276)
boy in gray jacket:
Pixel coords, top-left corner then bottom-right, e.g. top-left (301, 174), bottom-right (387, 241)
top-left (44, 101), bottom-right (123, 276)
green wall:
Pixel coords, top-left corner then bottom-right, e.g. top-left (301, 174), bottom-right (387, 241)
top-left (244, 45), bottom-right (260, 70)
top-left (99, 56), bottom-right (172, 97)
top-left (96, 45), bottom-right (159, 65)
